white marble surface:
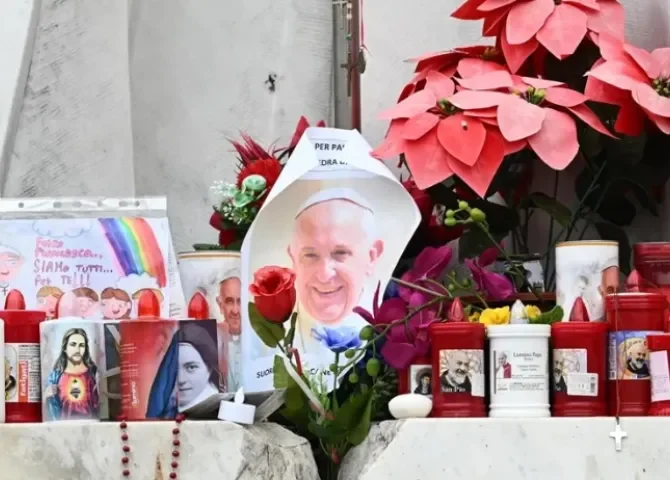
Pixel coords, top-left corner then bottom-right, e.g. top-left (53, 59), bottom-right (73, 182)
top-left (339, 418), bottom-right (670, 480)
top-left (0, 421), bottom-right (318, 480)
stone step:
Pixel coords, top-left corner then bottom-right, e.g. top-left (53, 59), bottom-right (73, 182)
top-left (339, 418), bottom-right (670, 480)
top-left (0, 421), bottom-right (318, 480)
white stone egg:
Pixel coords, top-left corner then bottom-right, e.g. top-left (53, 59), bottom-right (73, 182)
top-left (388, 394), bottom-right (432, 419)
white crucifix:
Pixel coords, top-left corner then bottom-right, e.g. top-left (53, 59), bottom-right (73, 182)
top-left (610, 423), bottom-right (627, 451)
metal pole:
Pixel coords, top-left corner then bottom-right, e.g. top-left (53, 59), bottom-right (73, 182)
top-left (349, 0), bottom-right (363, 132)
top-left (332, 0), bottom-right (352, 129)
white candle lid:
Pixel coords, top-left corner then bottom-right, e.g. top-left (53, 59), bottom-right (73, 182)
top-left (218, 388), bottom-right (255, 424)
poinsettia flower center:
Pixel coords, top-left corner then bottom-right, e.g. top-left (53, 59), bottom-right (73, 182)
top-left (653, 77), bottom-right (670, 97)
top-left (481, 47), bottom-right (500, 60)
top-left (516, 86), bottom-right (547, 105)
top-left (437, 98), bottom-right (461, 117)
top-left (553, 0), bottom-right (561, 5)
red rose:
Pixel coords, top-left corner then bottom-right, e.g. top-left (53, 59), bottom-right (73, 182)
top-left (249, 266), bottom-right (297, 323)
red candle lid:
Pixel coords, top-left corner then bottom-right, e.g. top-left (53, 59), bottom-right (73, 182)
top-left (0, 289), bottom-right (46, 324)
top-left (137, 290), bottom-right (161, 319)
top-left (187, 292), bottom-right (210, 320)
top-left (569, 297), bottom-right (589, 322)
top-left (4, 289), bottom-right (26, 310)
top-left (633, 242), bottom-right (670, 261)
top-left (448, 298), bottom-right (465, 323)
top-left (428, 298), bottom-right (484, 335)
top-left (605, 292), bottom-right (667, 310)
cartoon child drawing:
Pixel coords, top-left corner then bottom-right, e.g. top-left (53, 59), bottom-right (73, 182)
top-left (72, 288), bottom-right (100, 318)
top-left (0, 244), bottom-right (24, 299)
top-left (44, 328), bottom-right (99, 420)
top-left (100, 288), bottom-right (132, 320)
top-left (37, 286), bottom-right (64, 319)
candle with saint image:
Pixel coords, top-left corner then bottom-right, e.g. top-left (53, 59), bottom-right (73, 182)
top-left (1, 290), bottom-right (46, 422)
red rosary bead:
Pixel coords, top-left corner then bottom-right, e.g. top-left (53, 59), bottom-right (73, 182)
top-left (169, 473), bottom-right (177, 479)
top-left (122, 469), bottom-right (130, 477)
top-left (171, 461), bottom-right (178, 469)
top-left (121, 457), bottom-right (129, 464)
top-left (120, 422), bottom-right (127, 429)
top-left (172, 451), bottom-right (180, 458)
top-left (121, 434), bottom-right (129, 441)
top-left (172, 428), bottom-right (180, 435)
top-left (172, 439), bottom-right (180, 447)
top-left (176, 414), bottom-right (184, 424)
top-left (123, 446), bottom-right (131, 453)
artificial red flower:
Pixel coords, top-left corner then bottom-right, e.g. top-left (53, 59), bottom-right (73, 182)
top-left (451, 0), bottom-right (624, 72)
top-left (236, 157), bottom-right (283, 193)
top-left (585, 35), bottom-right (670, 135)
top-left (249, 266), bottom-right (297, 323)
top-left (281, 116), bottom-right (327, 153)
top-left (230, 133), bottom-right (277, 166)
top-left (209, 212), bottom-right (238, 247)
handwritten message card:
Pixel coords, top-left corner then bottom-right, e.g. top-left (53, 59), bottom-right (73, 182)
top-left (0, 217), bottom-right (170, 318)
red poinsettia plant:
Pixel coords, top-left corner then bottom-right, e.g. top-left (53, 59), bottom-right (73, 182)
top-left (200, 116), bottom-right (325, 250)
top-left (374, 0), bottom-right (670, 279)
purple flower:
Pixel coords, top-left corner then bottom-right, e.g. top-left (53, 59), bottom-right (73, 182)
top-left (398, 245), bottom-right (452, 306)
top-left (311, 327), bottom-right (362, 354)
top-left (354, 285), bottom-right (439, 370)
top-left (464, 246), bottom-right (514, 301)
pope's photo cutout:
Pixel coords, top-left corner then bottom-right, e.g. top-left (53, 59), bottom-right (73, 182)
top-left (241, 127), bottom-right (420, 392)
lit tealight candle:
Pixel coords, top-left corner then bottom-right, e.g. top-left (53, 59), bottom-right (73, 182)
top-left (218, 388), bottom-right (255, 424)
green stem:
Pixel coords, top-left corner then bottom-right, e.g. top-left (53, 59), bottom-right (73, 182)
top-left (332, 352), bottom-right (340, 410)
top-left (543, 170), bottom-right (560, 286)
top-left (475, 222), bottom-right (542, 302)
top-left (391, 277), bottom-right (443, 297)
top-left (445, 272), bottom-right (489, 309)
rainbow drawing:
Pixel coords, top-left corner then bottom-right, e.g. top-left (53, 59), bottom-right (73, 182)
top-left (99, 217), bottom-right (168, 287)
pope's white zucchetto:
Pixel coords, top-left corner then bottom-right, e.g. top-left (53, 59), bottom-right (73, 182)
top-left (295, 188), bottom-right (374, 218)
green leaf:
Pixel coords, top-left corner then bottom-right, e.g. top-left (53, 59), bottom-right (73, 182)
top-left (332, 390), bottom-right (372, 435)
top-left (458, 226), bottom-right (505, 259)
top-left (593, 222), bottom-right (632, 275)
top-left (273, 355), bottom-right (290, 389)
top-left (529, 305), bottom-right (564, 324)
top-left (347, 394), bottom-right (373, 445)
top-left (308, 421), bottom-right (350, 442)
top-left (526, 192), bottom-right (572, 228)
top-left (248, 303), bottom-right (285, 348)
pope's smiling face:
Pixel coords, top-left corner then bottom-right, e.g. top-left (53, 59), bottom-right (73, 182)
top-left (288, 199), bottom-right (383, 325)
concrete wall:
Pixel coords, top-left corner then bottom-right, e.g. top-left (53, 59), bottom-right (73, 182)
top-left (1, 0), bottom-right (670, 251)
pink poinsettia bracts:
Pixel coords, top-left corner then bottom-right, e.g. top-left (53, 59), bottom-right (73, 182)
top-left (451, 0), bottom-right (624, 72)
top-left (373, 68), bottom-right (613, 196)
top-left (585, 35), bottom-right (670, 135)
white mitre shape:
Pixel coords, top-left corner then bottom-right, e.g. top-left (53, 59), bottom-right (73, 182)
top-left (294, 188), bottom-right (374, 217)
top-left (510, 299), bottom-right (529, 324)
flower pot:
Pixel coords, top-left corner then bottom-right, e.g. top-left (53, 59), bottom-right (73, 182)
top-left (488, 324), bottom-right (551, 418)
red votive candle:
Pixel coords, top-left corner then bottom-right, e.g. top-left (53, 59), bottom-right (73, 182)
top-left (1, 290), bottom-right (46, 423)
top-left (634, 243), bottom-right (670, 304)
top-left (606, 292), bottom-right (667, 416)
top-left (428, 299), bottom-right (486, 417)
top-left (551, 297), bottom-right (608, 416)
top-left (187, 292), bottom-right (210, 320)
top-left (647, 334), bottom-right (670, 416)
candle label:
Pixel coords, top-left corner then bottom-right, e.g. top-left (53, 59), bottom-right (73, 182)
top-left (5, 343), bottom-right (41, 403)
top-left (438, 349), bottom-right (484, 397)
top-left (566, 373), bottom-right (598, 397)
top-left (492, 349), bottom-right (548, 394)
top-left (650, 350), bottom-right (670, 402)
top-left (608, 331), bottom-right (661, 380)
top-left (553, 348), bottom-right (587, 394)
top-left (409, 364), bottom-right (432, 398)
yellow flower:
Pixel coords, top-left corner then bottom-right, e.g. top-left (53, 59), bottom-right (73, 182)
top-left (479, 307), bottom-right (510, 326)
top-left (525, 305), bottom-right (542, 320)
top-left (468, 312), bottom-right (481, 323)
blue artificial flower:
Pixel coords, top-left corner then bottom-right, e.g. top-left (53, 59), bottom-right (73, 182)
top-left (383, 280), bottom-right (400, 300)
top-left (311, 327), bottom-right (362, 354)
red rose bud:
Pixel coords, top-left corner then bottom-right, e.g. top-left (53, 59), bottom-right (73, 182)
top-left (137, 290), bottom-right (161, 318)
top-left (626, 270), bottom-right (641, 292)
top-left (4, 290), bottom-right (25, 310)
top-left (249, 266), bottom-right (297, 323)
top-left (448, 298), bottom-right (465, 322)
top-left (188, 292), bottom-right (210, 320)
top-left (569, 297), bottom-right (590, 322)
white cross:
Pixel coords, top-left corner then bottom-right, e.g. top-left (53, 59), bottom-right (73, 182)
top-left (610, 423), bottom-right (627, 451)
